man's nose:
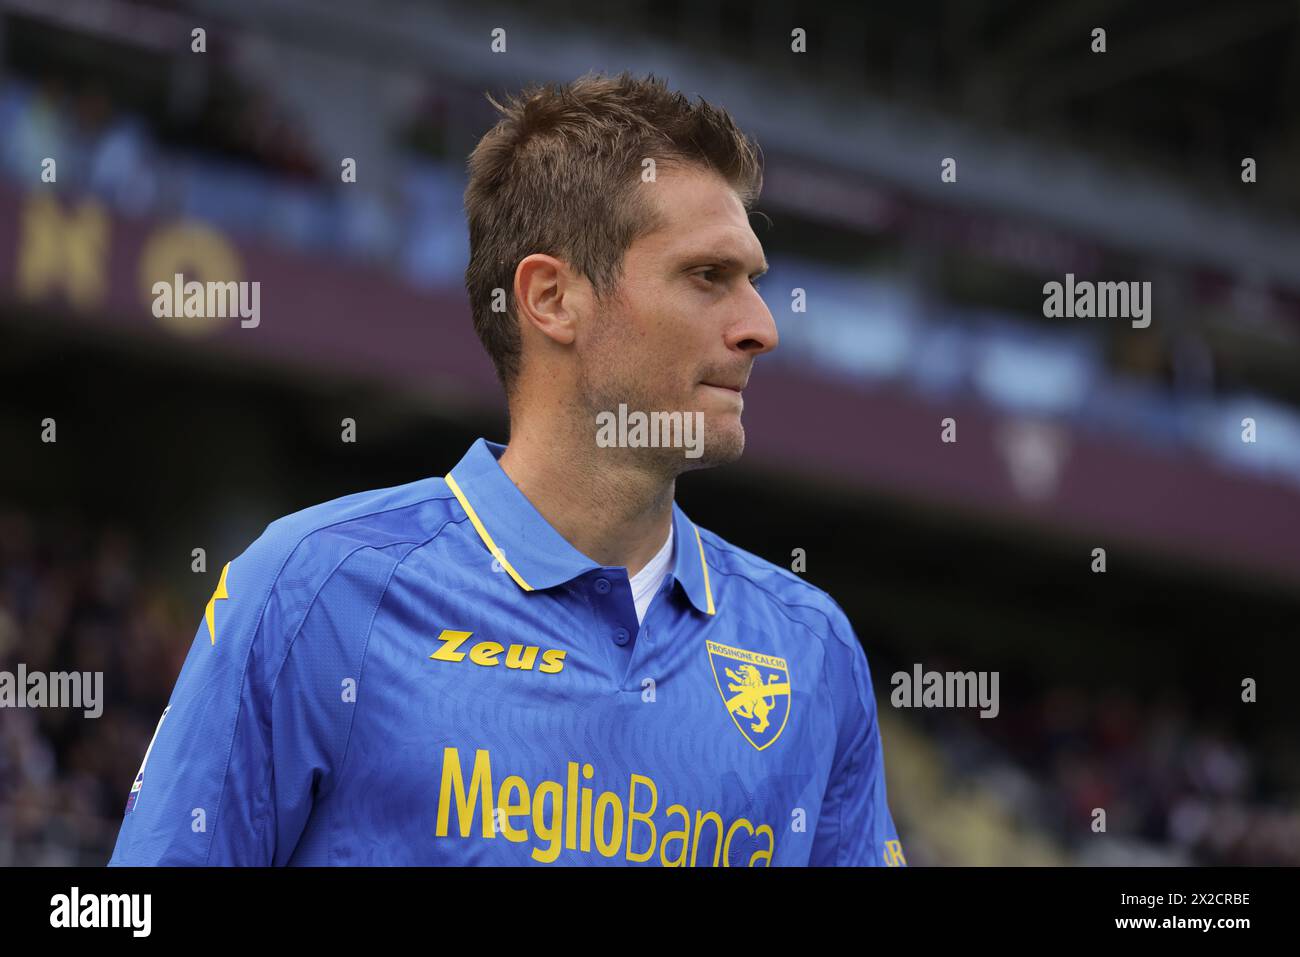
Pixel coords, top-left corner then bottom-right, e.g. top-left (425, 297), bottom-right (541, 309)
top-left (726, 288), bottom-right (779, 356)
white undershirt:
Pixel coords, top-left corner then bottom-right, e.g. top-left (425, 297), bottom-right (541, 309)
top-left (628, 525), bottom-right (674, 624)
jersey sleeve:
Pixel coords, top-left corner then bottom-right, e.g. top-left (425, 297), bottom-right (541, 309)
top-left (809, 608), bottom-right (906, 867)
top-left (108, 524), bottom-right (343, 866)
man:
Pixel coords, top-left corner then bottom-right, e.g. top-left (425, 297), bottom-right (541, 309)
top-left (109, 72), bottom-right (904, 866)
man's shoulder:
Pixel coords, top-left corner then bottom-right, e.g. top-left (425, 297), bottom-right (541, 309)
top-left (694, 523), bottom-right (855, 646)
top-left (235, 475), bottom-right (460, 597)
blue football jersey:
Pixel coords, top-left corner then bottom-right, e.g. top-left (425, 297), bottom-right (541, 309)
top-left (109, 438), bottom-right (904, 866)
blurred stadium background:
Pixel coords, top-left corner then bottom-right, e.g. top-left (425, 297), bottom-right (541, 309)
top-left (2, 0), bottom-right (1299, 866)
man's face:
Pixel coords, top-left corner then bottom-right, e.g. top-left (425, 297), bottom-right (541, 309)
top-left (576, 164), bottom-right (778, 471)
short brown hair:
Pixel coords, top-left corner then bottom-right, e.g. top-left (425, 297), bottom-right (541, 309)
top-left (463, 71), bottom-right (763, 394)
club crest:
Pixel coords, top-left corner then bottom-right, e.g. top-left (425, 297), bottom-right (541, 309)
top-left (706, 640), bottom-right (791, 750)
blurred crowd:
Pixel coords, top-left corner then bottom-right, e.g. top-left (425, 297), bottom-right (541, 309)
top-left (904, 659), bottom-right (1300, 866)
top-left (0, 509), bottom-right (187, 865)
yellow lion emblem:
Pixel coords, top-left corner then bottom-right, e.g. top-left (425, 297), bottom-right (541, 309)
top-left (725, 663), bottom-right (783, 734)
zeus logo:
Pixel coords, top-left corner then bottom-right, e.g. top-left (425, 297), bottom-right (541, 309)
top-left (430, 629), bottom-right (567, 675)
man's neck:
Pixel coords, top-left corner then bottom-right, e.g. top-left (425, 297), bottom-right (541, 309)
top-left (497, 426), bottom-right (675, 578)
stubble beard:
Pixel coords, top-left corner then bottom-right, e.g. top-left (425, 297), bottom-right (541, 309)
top-left (578, 358), bottom-right (746, 478)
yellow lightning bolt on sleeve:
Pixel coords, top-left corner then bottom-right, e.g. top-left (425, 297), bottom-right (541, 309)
top-left (205, 561), bottom-right (231, 645)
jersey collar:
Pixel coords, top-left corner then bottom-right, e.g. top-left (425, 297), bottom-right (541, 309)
top-left (445, 438), bottom-right (717, 616)
top-left (668, 500), bottom-right (717, 616)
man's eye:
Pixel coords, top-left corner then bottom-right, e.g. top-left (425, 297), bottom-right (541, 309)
top-left (693, 269), bottom-right (762, 290)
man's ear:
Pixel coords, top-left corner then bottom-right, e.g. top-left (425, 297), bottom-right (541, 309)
top-left (515, 253), bottom-right (585, 346)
